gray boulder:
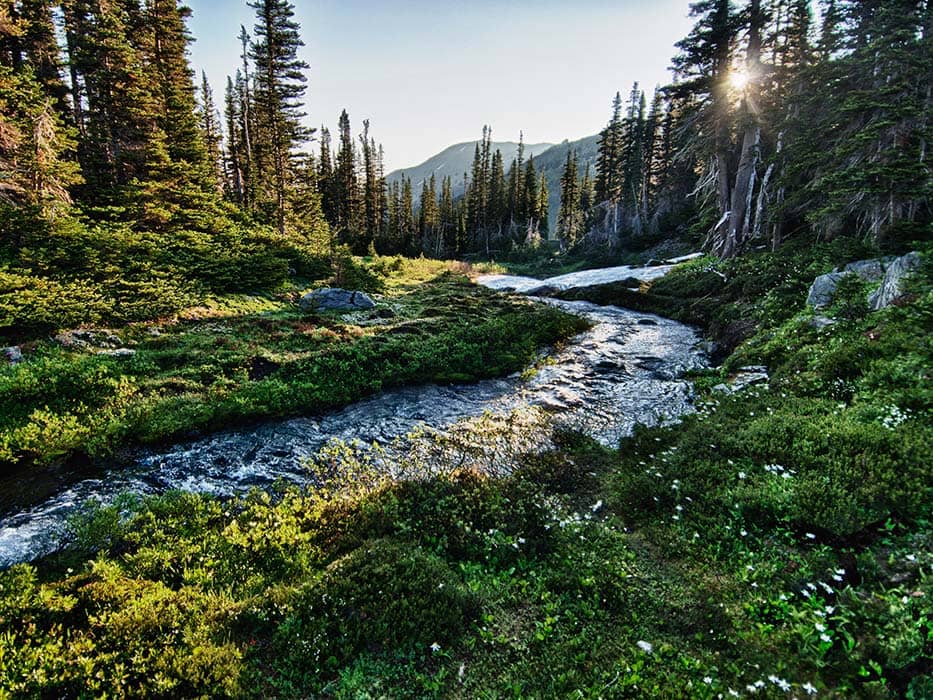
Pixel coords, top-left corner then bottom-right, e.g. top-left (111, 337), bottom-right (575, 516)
top-left (842, 259), bottom-right (887, 281)
top-left (300, 288), bottom-right (376, 312)
top-left (806, 272), bottom-right (847, 309)
top-left (3, 346), bottom-right (23, 365)
top-left (808, 315), bottom-right (836, 330)
top-left (868, 252), bottom-right (921, 310)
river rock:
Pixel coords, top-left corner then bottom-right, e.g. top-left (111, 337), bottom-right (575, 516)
top-left (526, 285), bottom-right (560, 297)
top-left (3, 346), bottom-right (23, 364)
top-left (868, 252), bottom-right (921, 310)
top-left (300, 288), bottom-right (376, 312)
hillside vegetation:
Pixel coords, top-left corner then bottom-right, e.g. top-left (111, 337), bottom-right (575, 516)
top-left (1, 241), bottom-right (929, 698)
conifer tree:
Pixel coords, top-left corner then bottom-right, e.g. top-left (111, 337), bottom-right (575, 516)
top-left (670, 0), bottom-right (739, 254)
top-left (248, 0), bottom-right (310, 235)
top-left (222, 75), bottom-right (245, 202)
top-left (333, 109), bottom-right (361, 247)
top-left (802, 0), bottom-right (931, 244)
top-left (399, 175), bottom-right (415, 254)
top-left (595, 91), bottom-right (624, 207)
top-left (145, 0), bottom-right (208, 175)
top-left (537, 172), bottom-right (549, 236)
top-left (419, 173), bottom-right (438, 255)
top-left (199, 70), bottom-right (224, 192)
top-left (439, 174), bottom-right (456, 257)
top-left (289, 152), bottom-right (330, 253)
top-left (523, 154), bottom-right (539, 238)
top-left (62, 0), bottom-right (162, 192)
top-left (15, 0), bottom-right (70, 118)
top-left (557, 149), bottom-right (582, 248)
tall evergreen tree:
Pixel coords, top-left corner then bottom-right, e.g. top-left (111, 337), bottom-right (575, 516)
top-left (670, 0), bottom-right (740, 255)
top-left (557, 149), bottom-right (582, 249)
top-left (595, 91), bottom-right (624, 207)
top-left (333, 109), bottom-right (361, 247)
top-left (199, 70), bottom-right (224, 192)
top-left (222, 75), bottom-right (245, 203)
top-left (248, 0), bottom-right (310, 235)
top-left (438, 174), bottom-right (456, 256)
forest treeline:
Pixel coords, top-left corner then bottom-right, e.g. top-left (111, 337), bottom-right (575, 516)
top-left (0, 0), bottom-right (929, 340)
top-left (558, 0), bottom-right (930, 256)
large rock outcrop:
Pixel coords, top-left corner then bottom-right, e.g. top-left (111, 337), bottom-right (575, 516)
top-left (806, 252), bottom-right (920, 310)
top-left (868, 252), bottom-right (922, 310)
top-left (299, 288), bottom-right (376, 312)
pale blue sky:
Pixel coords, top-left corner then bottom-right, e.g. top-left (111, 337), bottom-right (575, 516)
top-left (186, 0), bottom-right (695, 172)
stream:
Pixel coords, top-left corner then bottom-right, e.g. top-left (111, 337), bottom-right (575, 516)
top-left (0, 260), bottom-right (709, 568)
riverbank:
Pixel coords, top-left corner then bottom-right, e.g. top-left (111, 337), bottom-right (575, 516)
top-left (0, 243), bottom-right (929, 698)
top-left (0, 295), bottom-right (705, 568)
top-left (0, 257), bottom-right (586, 477)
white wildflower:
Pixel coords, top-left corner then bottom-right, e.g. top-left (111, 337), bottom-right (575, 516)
top-left (802, 681), bottom-right (817, 695)
top-left (430, 642), bottom-right (441, 652)
top-left (703, 676), bottom-right (713, 684)
top-left (636, 640), bottom-right (653, 654)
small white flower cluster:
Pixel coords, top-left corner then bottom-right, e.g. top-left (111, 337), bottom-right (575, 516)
top-left (880, 404), bottom-right (910, 430)
top-left (764, 463), bottom-right (796, 480)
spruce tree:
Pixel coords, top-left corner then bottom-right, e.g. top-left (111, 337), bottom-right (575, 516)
top-left (439, 175), bottom-right (456, 257)
top-left (595, 91), bottom-right (624, 207)
top-left (199, 71), bottom-right (224, 192)
top-left (248, 0), bottom-right (310, 235)
top-left (222, 75), bottom-right (245, 203)
top-left (333, 109), bottom-right (361, 248)
top-left (557, 149), bottom-right (582, 249)
top-left (670, 0), bottom-right (740, 255)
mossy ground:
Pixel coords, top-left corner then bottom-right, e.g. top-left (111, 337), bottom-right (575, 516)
top-left (0, 244), bottom-right (929, 698)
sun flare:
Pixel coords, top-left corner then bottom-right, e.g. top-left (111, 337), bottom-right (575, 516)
top-left (729, 70), bottom-right (750, 91)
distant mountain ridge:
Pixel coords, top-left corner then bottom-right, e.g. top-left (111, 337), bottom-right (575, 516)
top-left (386, 134), bottom-right (600, 234)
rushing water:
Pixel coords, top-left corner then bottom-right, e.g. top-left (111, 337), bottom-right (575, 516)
top-left (0, 261), bottom-right (709, 567)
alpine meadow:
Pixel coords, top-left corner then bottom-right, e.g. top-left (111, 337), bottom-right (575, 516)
top-left (0, 0), bottom-right (930, 697)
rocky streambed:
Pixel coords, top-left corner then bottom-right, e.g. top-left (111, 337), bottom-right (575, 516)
top-left (0, 261), bottom-right (709, 567)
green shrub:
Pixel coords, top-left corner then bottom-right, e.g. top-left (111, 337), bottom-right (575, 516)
top-left (271, 539), bottom-right (477, 681)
